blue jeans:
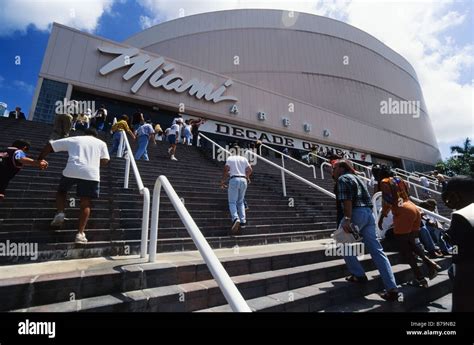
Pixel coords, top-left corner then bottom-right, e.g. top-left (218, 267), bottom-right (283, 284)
top-left (426, 225), bottom-right (451, 253)
top-left (343, 207), bottom-right (398, 291)
top-left (228, 177), bottom-right (247, 223)
top-left (135, 135), bottom-right (149, 161)
top-left (419, 225), bottom-right (437, 252)
top-left (110, 131), bottom-right (122, 155)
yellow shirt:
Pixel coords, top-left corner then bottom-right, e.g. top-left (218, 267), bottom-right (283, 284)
top-left (112, 120), bottom-right (130, 133)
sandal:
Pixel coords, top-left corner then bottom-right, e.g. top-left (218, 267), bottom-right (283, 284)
top-left (345, 275), bottom-right (368, 283)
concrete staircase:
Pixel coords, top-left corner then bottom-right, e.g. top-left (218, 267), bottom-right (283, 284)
top-left (0, 117), bottom-right (453, 312)
top-left (0, 117), bottom-right (336, 264)
top-left (0, 240), bottom-right (451, 312)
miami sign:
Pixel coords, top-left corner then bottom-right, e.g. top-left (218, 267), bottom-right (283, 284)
top-left (98, 46), bottom-right (238, 103)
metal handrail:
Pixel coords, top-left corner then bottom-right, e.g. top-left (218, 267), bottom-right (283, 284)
top-left (148, 175), bottom-right (251, 312)
top-left (198, 133), bottom-right (335, 199)
top-left (394, 167), bottom-right (439, 189)
top-left (320, 162), bottom-right (332, 181)
top-left (118, 131), bottom-right (150, 259)
top-left (392, 171), bottom-right (442, 196)
top-left (320, 161), bottom-right (371, 183)
top-left (308, 152), bottom-right (329, 163)
top-left (413, 170), bottom-right (438, 182)
top-left (371, 192), bottom-right (451, 229)
top-left (259, 143), bottom-right (317, 179)
top-left (412, 171), bottom-right (440, 191)
top-left (348, 160), bottom-right (372, 177)
top-left (245, 149), bottom-right (336, 198)
top-left (308, 152), bottom-right (373, 180)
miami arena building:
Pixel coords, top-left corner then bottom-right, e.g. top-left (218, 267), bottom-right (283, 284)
top-left (29, 9), bottom-right (441, 171)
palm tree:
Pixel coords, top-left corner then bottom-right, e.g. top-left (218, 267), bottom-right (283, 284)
top-left (450, 138), bottom-right (474, 160)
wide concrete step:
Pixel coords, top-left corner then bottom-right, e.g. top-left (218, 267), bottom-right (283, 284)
top-left (0, 229), bottom-right (335, 265)
top-left (9, 247), bottom-right (401, 312)
top-left (320, 269), bottom-right (452, 312)
top-left (0, 241), bottom-right (333, 310)
top-left (201, 258), bottom-right (450, 312)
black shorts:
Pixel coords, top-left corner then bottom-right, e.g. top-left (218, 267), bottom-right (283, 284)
top-left (58, 176), bottom-right (100, 199)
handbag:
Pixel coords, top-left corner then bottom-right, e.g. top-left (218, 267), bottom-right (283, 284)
top-left (332, 223), bottom-right (362, 244)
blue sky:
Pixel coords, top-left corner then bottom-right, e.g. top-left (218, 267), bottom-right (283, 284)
top-left (0, 0), bottom-right (472, 160)
top-left (0, 1), bottom-right (146, 116)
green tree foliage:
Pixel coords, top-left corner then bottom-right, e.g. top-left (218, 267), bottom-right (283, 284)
top-left (436, 138), bottom-right (474, 177)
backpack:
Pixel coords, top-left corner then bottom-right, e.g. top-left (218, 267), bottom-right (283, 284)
top-left (0, 147), bottom-right (23, 178)
top-left (381, 177), bottom-right (410, 207)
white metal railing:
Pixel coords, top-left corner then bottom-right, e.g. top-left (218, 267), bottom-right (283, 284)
top-left (148, 175), bottom-right (251, 312)
top-left (117, 131), bottom-right (150, 258)
top-left (259, 143), bottom-right (317, 179)
top-left (348, 160), bottom-right (372, 178)
top-left (394, 168), bottom-right (438, 190)
top-left (372, 192), bottom-right (451, 230)
top-left (308, 152), bottom-right (329, 163)
top-left (245, 149), bottom-right (335, 198)
top-left (392, 170), bottom-right (442, 198)
top-left (320, 161), bottom-right (372, 183)
top-left (414, 170), bottom-right (441, 187)
top-left (198, 133), bottom-right (335, 199)
top-left (308, 152), bottom-right (373, 182)
top-left (320, 161), bottom-right (332, 181)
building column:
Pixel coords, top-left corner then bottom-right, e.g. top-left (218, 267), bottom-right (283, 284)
top-left (65, 83), bottom-right (73, 101)
top-left (28, 77), bottom-right (44, 120)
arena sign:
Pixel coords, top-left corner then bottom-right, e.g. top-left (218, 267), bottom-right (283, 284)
top-left (185, 117), bottom-right (372, 162)
top-left (98, 46), bottom-right (238, 103)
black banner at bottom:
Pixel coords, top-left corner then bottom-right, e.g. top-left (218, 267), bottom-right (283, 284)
top-left (0, 312), bottom-right (472, 345)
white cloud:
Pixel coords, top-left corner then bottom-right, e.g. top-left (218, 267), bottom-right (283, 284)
top-left (138, 0), bottom-right (473, 158)
top-left (12, 80), bottom-right (35, 94)
top-left (137, 0), bottom-right (318, 26)
top-left (326, 0), bottom-right (473, 155)
top-left (0, 0), bottom-right (115, 35)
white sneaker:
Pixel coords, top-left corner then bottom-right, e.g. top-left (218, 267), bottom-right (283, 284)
top-left (50, 212), bottom-right (65, 227)
top-left (75, 232), bottom-right (88, 244)
top-left (171, 155), bottom-right (178, 161)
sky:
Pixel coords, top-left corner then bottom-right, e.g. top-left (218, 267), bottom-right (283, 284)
top-left (0, 0), bottom-right (472, 160)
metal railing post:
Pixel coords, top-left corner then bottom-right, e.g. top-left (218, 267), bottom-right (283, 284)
top-left (117, 131), bottom-right (124, 158)
top-left (244, 149), bottom-right (336, 198)
top-left (281, 155), bottom-right (287, 197)
top-left (320, 162), bottom-right (332, 179)
top-left (149, 176), bottom-right (251, 312)
top-left (148, 181), bottom-right (161, 263)
top-left (140, 187), bottom-right (150, 258)
top-left (124, 153), bottom-right (130, 189)
top-left (260, 143), bottom-right (316, 179)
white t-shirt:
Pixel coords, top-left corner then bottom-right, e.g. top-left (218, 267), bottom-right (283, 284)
top-left (420, 176), bottom-right (430, 187)
top-left (377, 211), bottom-right (394, 239)
top-left (170, 124), bottom-right (180, 136)
top-left (226, 155), bottom-right (251, 177)
top-left (51, 136), bottom-right (110, 182)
